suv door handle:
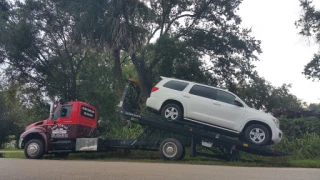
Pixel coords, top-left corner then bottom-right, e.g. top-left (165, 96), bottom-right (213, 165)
top-left (183, 95), bottom-right (190, 98)
top-left (213, 103), bottom-right (221, 106)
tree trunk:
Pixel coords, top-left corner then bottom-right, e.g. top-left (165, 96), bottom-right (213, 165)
top-left (131, 53), bottom-right (153, 102)
top-left (113, 49), bottom-right (127, 125)
top-left (113, 49), bottom-right (123, 100)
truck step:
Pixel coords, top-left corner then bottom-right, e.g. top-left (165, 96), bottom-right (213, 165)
top-left (48, 150), bottom-right (72, 153)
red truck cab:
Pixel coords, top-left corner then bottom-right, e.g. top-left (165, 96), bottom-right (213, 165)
top-left (19, 101), bottom-right (98, 159)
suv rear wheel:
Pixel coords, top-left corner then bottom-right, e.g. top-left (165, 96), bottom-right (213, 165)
top-left (244, 124), bottom-right (270, 146)
top-left (161, 103), bottom-right (183, 121)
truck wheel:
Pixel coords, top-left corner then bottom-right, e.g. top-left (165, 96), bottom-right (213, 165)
top-left (244, 124), bottom-right (270, 146)
top-left (24, 139), bottom-right (44, 159)
top-left (161, 104), bottom-right (183, 121)
top-left (178, 146), bottom-right (186, 160)
top-left (54, 152), bottom-right (69, 158)
top-left (159, 138), bottom-right (184, 160)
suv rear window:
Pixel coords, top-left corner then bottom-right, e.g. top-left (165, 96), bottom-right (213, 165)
top-left (216, 90), bottom-right (235, 105)
top-left (163, 80), bottom-right (189, 91)
top-left (189, 85), bottom-right (215, 99)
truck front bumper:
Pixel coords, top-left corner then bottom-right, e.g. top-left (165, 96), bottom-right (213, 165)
top-left (18, 138), bottom-right (23, 149)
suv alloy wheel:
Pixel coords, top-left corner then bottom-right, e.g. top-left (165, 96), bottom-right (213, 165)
top-left (161, 103), bottom-right (183, 121)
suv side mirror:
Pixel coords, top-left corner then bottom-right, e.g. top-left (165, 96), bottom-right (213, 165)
top-left (234, 100), bottom-right (244, 107)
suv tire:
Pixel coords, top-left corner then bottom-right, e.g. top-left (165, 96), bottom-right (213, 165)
top-left (244, 124), bottom-right (270, 146)
top-left (161, 103), bottom-right (183, 121)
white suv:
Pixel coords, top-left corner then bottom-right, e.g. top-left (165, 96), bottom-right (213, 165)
top-left (146, 77), bottom-right (283, 146)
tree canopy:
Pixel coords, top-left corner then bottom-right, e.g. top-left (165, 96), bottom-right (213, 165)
top-left (0, 0), bottom-right (309, 145)
top-left (296, 0), bottom-right (320, 81)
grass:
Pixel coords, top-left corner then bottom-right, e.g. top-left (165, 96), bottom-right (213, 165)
top-left (0, 149), bottom-right (23, 151)
top-left (2, 152), bottom-right (25, 158)
top-left (1, 149), bottom-right (320, 168)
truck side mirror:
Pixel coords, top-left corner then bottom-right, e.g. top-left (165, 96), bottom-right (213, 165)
top-left (49, 113), bottom-right (54, 119)
top-left (49, 102), bottom-right (54, 119)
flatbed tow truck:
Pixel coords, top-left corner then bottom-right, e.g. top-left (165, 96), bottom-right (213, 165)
top-left (18, 79), bottom-right (288, 161)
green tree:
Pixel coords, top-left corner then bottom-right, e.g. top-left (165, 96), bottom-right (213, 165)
top-left (55, 0), bottom-right (261, 99)
top-left (55, 0), bottom-right (152, 98)
top-left (236, 76), bottom-right (303, 115)
top-left (308, 103), bottom-right (320, 114)
top-left (296, 0), bottom-right (320, 81)
top-left (129, 0), bottom-right (261, 97)
top-left (0, 89), bottom-right (14, 145)
top-left (0, 83), bottom-right (39, 146)
top-left (0, 0), bottom-right (99, 101)
top-left (0, 0), bottom-right (10, 63)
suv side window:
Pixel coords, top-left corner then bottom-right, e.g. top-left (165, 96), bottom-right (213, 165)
top-left (189, 85), bottom-right (215, 99)
top-left (216, 90), bottom-right (235, 105)
top-left (163, 80), bottom-right (189, 91)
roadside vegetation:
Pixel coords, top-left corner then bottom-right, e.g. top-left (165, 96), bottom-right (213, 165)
top-left (1, 0), bottom-right (320, 167)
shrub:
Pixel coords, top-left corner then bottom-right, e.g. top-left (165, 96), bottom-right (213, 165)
top-left (274, 133), bottom-right (320, 159)
top-left (279, 116), bottom-right (320, 140)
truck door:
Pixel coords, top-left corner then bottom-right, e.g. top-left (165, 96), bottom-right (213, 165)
top-left (48, 104), bottom-right (77, 139)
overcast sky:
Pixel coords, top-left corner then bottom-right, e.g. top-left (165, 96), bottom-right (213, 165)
top-left (238, 0), bottom-right (320, 105)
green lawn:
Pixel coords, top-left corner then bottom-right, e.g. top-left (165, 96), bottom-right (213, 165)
top-left (2, 150), bottom-right (320, 168)
top-left (0, 149), bottom-right (23, 151)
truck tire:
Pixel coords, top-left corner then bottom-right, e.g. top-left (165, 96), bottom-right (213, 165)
top-left (178, 146), bottom-right (186, 160)
top-left (159, 138), bottom-right (184, 160)
top-left (161, 104), bottom-right (183, 121)
top-left (24, 139), bottom-right (44, 159)
top-left (244, 124), bottom-right (270, 146)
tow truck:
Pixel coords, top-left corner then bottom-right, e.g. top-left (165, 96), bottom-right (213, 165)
top-left (18, 79), bottom-right (288, 160)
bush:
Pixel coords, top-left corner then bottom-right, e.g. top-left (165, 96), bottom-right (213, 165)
top-left (279, 116), bottom-right (320, 140)
top-left (274, 133), bottom-right (320, 159)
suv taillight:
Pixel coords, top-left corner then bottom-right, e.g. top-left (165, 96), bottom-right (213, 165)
top-left (151, 87), bottom-right (159, 92)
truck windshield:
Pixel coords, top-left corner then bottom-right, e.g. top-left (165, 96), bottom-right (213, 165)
top-left (52, 105), bottom-right (62, 120)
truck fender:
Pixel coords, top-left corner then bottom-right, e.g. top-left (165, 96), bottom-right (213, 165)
top-left (20, 127), bottom-right (48, 152)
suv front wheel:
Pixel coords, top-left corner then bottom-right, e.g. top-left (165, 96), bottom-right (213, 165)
top-left (244, 124), bottom-right (270, 146)
top-left (161, 103), bottom-right (183, 121)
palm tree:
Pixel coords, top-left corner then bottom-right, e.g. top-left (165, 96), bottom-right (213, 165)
top-left (57, 0), bottom-right (152, 98)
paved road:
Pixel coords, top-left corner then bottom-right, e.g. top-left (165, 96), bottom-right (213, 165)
top-left (0, 158), bottom-right (319, 180)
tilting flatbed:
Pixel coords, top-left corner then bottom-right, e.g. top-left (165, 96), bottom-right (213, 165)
top-left (116, 79), bottom-right (288, 160)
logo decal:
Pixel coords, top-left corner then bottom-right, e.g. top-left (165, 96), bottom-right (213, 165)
top-left (51, 124), bottom-right (68, 138)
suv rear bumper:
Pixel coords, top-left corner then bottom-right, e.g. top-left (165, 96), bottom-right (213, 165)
top-left (146, 97), bottom-right (162, 111)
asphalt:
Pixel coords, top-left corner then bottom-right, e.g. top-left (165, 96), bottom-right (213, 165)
top-left (0, 158), bottom-right (319, 180)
